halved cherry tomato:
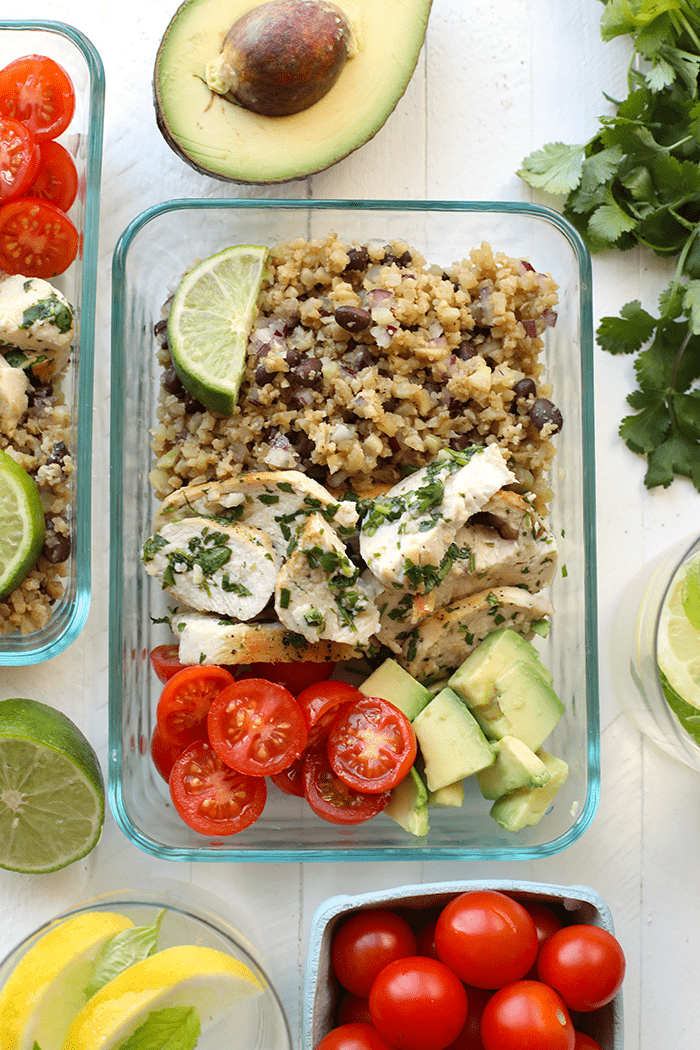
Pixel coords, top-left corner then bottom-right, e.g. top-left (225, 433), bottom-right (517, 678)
top-left (0, 55), bottom-right (75, 140)
top-left (0, 117), bottom-right (40, 201)
top-left (207, 678), bottom-right (307, 776)
top-left (296, 679), bottom-right (363, 747)
top-left (302, 745), bottom-right (391, 825)
top-left (331, 909), bottom-right (417, 998)
top-left (27, 139), bottom-right (77, 211)
top-left (169, 739), bottom-right (267, 837)
top-left (240, 660), bottom-right (336, 695)
top-left (156, 664), bottom-right (235, 748)
top-left (149, 643), bottom-right (186, 684)
top-left (0, 196), bottom-right (78, 278)
top-left (149, 726), bottom-right (185, 783)
top-left (270, 754), bottom-right (305, 797)
top-left (536, 925), bottom-right (626, 1013)
top-left (480, 981), bottom-right (575, 1050)
top-left (369, 956), bottom-right (469, 1050)
top-left (327, 696), bottom-right (417, 794)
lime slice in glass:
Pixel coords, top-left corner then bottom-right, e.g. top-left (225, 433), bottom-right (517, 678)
top-left (0, 447), bottom-right (46, 600)
top-left (167, 244), bottom-right (269, 416)
top-left (0, 697), bottom-right (104, 873)
top-left (658, 555), bottom-right (700, 711)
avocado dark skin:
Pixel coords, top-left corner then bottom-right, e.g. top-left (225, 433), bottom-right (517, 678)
top-left (220, 0), bottom-right (352, 116)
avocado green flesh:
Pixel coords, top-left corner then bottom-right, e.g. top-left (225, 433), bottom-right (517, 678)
top-left (154, 0), bottom-right (433, 183)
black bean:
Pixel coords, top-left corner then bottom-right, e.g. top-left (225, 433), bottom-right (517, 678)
top-left (456, 339), bottom-right (477, 361)
top-left (26, 383), bottom-right (53, 407)
top-left (335, 305), bottom-right (372, 333)
top-left (530, 398), bottom-right (563, 434)
top-left (383, 248), bottom-right (412, 267)
top-left (449, 434), bottom-right (474, 451)
top-left (46, 441), bottom-right (69, 466)
top-left (290, 358), bottom-right (323, 387)
top-left (255, 362), bottom-right (275, 386)
top-left (284, 347), bottom-right (301, 369)
top-left (162, 366), bottom-right (184, 396)
top-left (154, 319), bottom-right (168, 347)
top-left (513, 377), bottom-right (536, 400)
top-left (345, 246), bottom-right (370, 272)
top-left (184, 394), bottom-right (205, 414)
top-left (43, 530), bottom-right (71, 565)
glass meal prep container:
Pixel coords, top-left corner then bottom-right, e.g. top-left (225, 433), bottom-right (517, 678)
top-left (0, 21), bottom-right (104, 664)
top-left (109, 199), bottom-right (597, 862)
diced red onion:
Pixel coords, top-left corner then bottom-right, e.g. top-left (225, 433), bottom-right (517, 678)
top-left (542, 308), bottom-right (557, 328)
top-left (521, 320), bottom-right (538, 339)
top-left (293, 388), bottom-right (315, 407)
top-left (367, 289), bottom-right (395, 308)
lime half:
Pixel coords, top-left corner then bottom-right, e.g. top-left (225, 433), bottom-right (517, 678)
top-left (658, 553), bottom-right (700, 711)
top-left (167, 244), bottom-right (269, 416)
top-left (0, 698), bottom-right (104, 873)
top-left (0, 448), bottom-right (46, 600)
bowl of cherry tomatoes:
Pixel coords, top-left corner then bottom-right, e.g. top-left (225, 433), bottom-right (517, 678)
top-left (0, 21), bottom-right (104, 662)
top-left (304, 880), bottom-right (624, 1050)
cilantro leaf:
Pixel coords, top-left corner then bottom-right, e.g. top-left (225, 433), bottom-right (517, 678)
top-left (597, 300), bottom-right (658, 354)
top-left (517, 142), bottom-right (585, 194)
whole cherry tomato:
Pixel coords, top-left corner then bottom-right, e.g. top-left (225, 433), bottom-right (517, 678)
top-left (369, 956), bottom-right (469, 1050)
top-left (316, 1023), bottom-right (395, 1050)
top-left (331, 908), bottom-right (417, 998)
top-left (536, 925), bottom-right (626, 1012)
top-left (480, 981), bottom-right (575, 1050)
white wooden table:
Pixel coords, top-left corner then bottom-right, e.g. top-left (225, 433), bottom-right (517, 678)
top-left (3, 2), bottom-right (699, 1046)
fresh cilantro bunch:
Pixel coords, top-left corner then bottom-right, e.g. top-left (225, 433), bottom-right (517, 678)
top-left (519, 0), bottom-right (700, 490)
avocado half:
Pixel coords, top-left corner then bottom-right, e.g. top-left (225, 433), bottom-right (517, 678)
top-left (153, 0), bottom-right (433, 184)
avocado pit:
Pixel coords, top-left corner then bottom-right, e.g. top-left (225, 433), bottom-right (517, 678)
top-left (206, 0), bottom-right (357, 117)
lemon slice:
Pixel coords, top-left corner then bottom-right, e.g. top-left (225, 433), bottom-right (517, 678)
top-left (658, 554), bottom-right (700, 710)
top-left (167, 244), bottom-right (268, 416)
top-left (0, 911), bottom-right (134, 1050)
top-left (62, 944), bottom-right (264, 1050)
top-left (0, 447), bottom-right (46, 600)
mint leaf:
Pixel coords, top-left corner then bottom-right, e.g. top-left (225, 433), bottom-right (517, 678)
top-left (659, 669), bottom-right (700, 744)
top-left (517, 142), bottom-right (585, 194)
top-left (116, 1007), bottom-right (200, 1050)
top-left (85, 912), bottom-right (165, 998)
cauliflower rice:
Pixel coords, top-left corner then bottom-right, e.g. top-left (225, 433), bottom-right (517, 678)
top-left (150, 235), bottom-right (561, 514)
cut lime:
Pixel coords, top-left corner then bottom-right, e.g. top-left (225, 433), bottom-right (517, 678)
top-left (167, 244), bottom-right (269, 416)
top-left (62, 944), bottom-right (263, 1050)
top-left (657, 554), bottom-right (700, 711)
top-left (0, 697), bottom-right (104, 873)
top-left (0, 910), bottom-right (134, 1050)
top-left (0, 448), bottom-right (46, 600)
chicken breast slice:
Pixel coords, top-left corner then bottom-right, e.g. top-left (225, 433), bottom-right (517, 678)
top-left (360, 444), bottom-right (515, 590)
top-left (0, 274), bottom-right (75, 354)
top-left (152, 469), bottom-right (358, 560)
top-left (275, 513), bottom-right (379, 647)
top-left (400, 586), bottom-right (554, 685)
top-left (0, 354), bottom-right (29, 436)
top-left (169, 610), bottom-right (364, 666)
top-left (142, 517), bottom-right (277, 619)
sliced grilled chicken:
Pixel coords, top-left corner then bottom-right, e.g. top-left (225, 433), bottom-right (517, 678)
top-left (0, 354), bottom-right (29, 436)
top-left (359, 444), bottom-right (515, 590)
top-left (142, 517), bottom-right (277, 618)
top-left (153, 469), bottom-right (358, 559)
top-left (0, 274), bottom-right (75, 353)
top-left (169, 609), bottom-right (364, 666)
top-left (275, 513), bottom-right (379, 646)
top-left (402, 587), bottom-right (554, 684)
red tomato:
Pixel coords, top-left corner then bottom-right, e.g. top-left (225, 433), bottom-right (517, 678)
top-left (536, 925), bottom-right (626, 1013)
top-left (327, 696), bottom-right (417, 794)
top-left (303, 745), bottom-right (391, 825)
top-left (149, 726), bottom-right (185, 782)
top-left (0, 55), bottom-right (75, 140)
top-left (331, 909), bottom-right (418, 998)
top-left (270, 754), bottom-right (305, 797)
top-left (480, 981), bottom-right (575, 1050)
top-left (416, 919), bottom-right (440, 960)
top-left (241, 660), bottom-right (336, 695)
top-left (207, 678), bottom-right (307, 776)
top-left (369, 956), bottom-right (469, 1050)
top-left (316, 1023), bottom-right (395, 1050)
top-left (443, 986), bottom-right (492, 1050)
top-left (169, 739), bottom-right (267, 836)
top-left (434, 891), bottom-right (538, 989)
top-left (0, 117), bottom-right (40, 201)
top-left (573, 1035), bottom-right (602, 1050)
top-left (0, 196), bottom-right (78, 278)
top-left (525, 903), bottom-right (564, 948)
top-left (297, 679), bottom-right (363, 747)
top-left (157, 664), bottom-right (235, 748)
top-left (150, 643), bottom-right (186, 683)
top-left (27, 139), bottom-right (78, 211)
top-left (337, 994), bottom-right (373, 1027)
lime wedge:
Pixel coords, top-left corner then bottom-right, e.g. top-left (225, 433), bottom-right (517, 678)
top-left (0, 697), bottom-right (104, 873)
top-left (0, 448), bottom-right (46, 600)
top-left (167, 244), bottom-right (269, 416)
top-left (62, 944), bottom-right (263, 1050)
top-left (0, 911), bottom-right (134, 1050)
top-left (658, 554), bottom-right (700, 711)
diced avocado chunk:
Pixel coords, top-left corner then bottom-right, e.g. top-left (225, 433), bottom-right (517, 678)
top-left (428, 779), bottom-right (465, 809)
top-left (412, 687), bottom-right (494, 792)
top-left (448, 630), bottom-right (563, 752)
top-left (360, 658), bottom-right (432, 721)
top-left (489, 750), bottom-right (569, 832)
top-left (476, 735), bottom-right (551, 800)
top-left (384, 766), bottom-right (429, 837)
